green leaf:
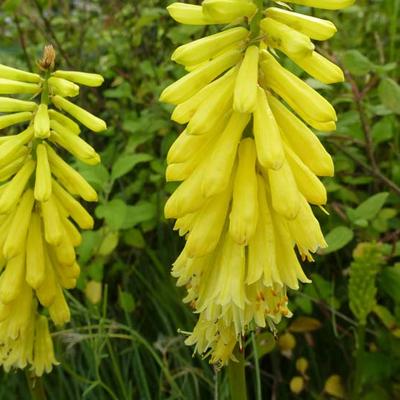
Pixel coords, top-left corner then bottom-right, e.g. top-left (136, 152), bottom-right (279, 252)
top-left (122, 229), bottom-right (146, 249)
top-left (378, 78), bottom-right (400, 115)
top-left (119, 291), bottom-right (136, 313)
top-left (96, 199), bottom-right (128, 230)
top-left (372, 117), bottom-right (394, 145)
top-left (78, 230), bottom-right (102, 264)
top-left (98, 231), bottom-right (119, 256)
top-left (379, 265), bottom-right (400, 303)
top-left (321, 226), bottom-right (354, 254)
top-left (255, 332), bottom-right (276, 359)
top-left (351, 192), bottom-right (389, 221)
top-left (111, 153), bottom-right (153, 180)
top-left (349, 243), bottom-right (385, 324)
top-left (2, 0), bottom-right (22, 11)
top-left (342, 50), bottom-right (374, 76)
top-left (120, 202), bottom-right (157, 230)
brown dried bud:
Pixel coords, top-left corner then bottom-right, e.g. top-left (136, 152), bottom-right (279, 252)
top-left (39, 45), bottom-right (56, 71)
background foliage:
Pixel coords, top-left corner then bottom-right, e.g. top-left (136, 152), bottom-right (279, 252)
top-left (0, 0), bottom-right (399, 399)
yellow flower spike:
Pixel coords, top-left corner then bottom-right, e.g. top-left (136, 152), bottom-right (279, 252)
top-left (287, 195), bottom-right (327, 257)
top-left (32, 315), bottom-right (59, 377)
top-left (229, 138), bottom-right (258, 245)
top-left (167, 3), bottom-right (212, 25)
top-left (164, 162), bottom-right (208, 219)
top-left (46, 145), bottom-right (98, 202)
top-left (26, 213), bottom-right (46, 289)
top-left (0, 97), bottom-right (37, 113)
top-left (0, 64), bottom-right (41, 83)
top-left (36, 251), bottom-right (57, 307)
top-left (214, 234), bottom-right (247, 309)
top-left (253, 88), bottom-right (285, 170)
top-left (202, 0), bottom-right (257, 24)
top-left (201, 112), bottom-right (250, 198)
top-left (267, 160), bottom-right (300, 220)
top-left (172, 27), bottom-right (249, 66)
top-left (2, 285), bottom-right (33, 340)
top-left (0, 213), bottom-right (13, 268)
top-left (0, 126), bottom-right (34, 169)
top-left (0, 252), bottom-right (26, 304)
top-left (267, 93), bottom-right (334, 177)
top-left (48, 285), bottom-right (70, 326)
top-left (50, 128), bottom-right (99, 164)
top-left (187, 71), bottom-right (236, 134)
top-left (285, 143), bottom-right (327, 206)
top-left (185, 184), bottom-right (233, 258)
top-left (51, 95), bottom-right (107, 132)
top-left (167, 149), bottom-right (208, 182)
top-left (52, 70), bottom-right (104, 87)
top-left (33, 104), bottom-right (50, 139)
top-left (233, 45), bottom-right (259, 113)
top-left (0, 160), bottom-right (35, 214)
top-left (54, 233), bottom-right (76, 266)
top-left (261, 18), bottom-right (315, 58)
top-left (40, 196), bottom-right (64, 246)
top-left (272, 214), bottom-right (309, 289)
top-left (51, 180), bottom-right (94, 230)
top-left (167, 129), bottom-right (208, 164)
top-left (266, 8), bottom-right (337, 41)
top-left (0, 111), bottom-right (32, 130)
top-left (160, 48), bottom-right (242, 105)
top-left (62, 219), bottom-right (82, 247)
top-left (48, 77), bottom-right (79, 97)
top-left (292, 51), bottom-right (345, 84)
top-left (0, 152), bottom-right (27, 182)
top-left (48, 109), bottom-right (80, 135)
top-left (3, 189), bottom-right (34, 259)
top-left (34, 144), bottom-right (52, 202)
top-left (261, 52), bottom-right (337, 123)
top-left (247, 175), bottom-right (280, 286)
top-left (284, 0), bottom-right (356, 10)
top-left (0, 78), bottom-right (40, 95)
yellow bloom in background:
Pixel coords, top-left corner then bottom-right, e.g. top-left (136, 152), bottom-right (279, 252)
top-left (162, 0), bottom-right (352, 365)
top-left (0, 45), bottom-right (106, 375)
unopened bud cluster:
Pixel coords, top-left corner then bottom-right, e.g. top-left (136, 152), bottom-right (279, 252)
top-left (162, 0), bottom-right (353, 365)
top-left (0, 46), bottom-right (106, 375)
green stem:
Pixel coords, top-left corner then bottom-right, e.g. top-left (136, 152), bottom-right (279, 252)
top-left (25, 373), bottom-right (47, 400)
top-left (352, 323), bottom-right (366, 399)
top-left (251, 331), bottom-right (262, 400)
top-left (228, 346), bottom-right (248, 400)
top-left (250, 0), bottom-right (265, 39)
top-left (40, 71), bottom-right (50, 105)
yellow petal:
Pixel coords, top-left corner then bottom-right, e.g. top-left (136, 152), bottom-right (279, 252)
top-left (201, 111), bottom-right (250, 197)
top-left (253, 88), bottom-right (284, 169)
top-left (52, 70), bottom-right (104, 87)
top-left (267, 93), bottom-right (334, 177)
top-left (233, 45), bottom-right (259, 113)
top-left (267, 160), bottom-right (300, 220)
top-left (261, 18), bottom-right (314, 58)
top-left (160, 48), bottom-right (241, 105)
top-left (261, 51), bottom-right (337, 123)
top-left (266, 7), bottom-right (337, 41)
top-left (172, 27), bottom-right (248, 66)
top-left (229, 138), bottom-right (258, 245)
top-left (284, 0), bottom-right (355, 10)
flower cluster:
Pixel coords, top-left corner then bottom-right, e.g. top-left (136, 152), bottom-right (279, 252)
top-left (162, 0), bottom-right (353, 365)
top-left (0, 46), bottom-right (106, 375)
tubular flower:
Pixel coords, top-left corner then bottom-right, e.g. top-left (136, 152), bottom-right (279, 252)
top-left (0, 45), bottom-right (106, 375)
top-left (162, 0), bottom-right (351, 365)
